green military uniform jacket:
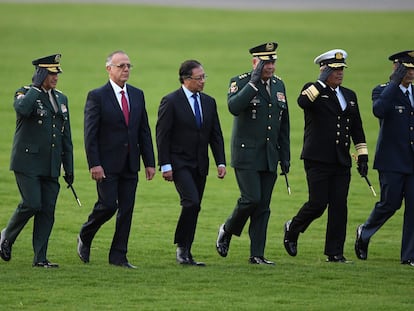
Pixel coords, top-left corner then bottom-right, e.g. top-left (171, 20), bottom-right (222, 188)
top-left (228, 72), bottom-right (290, 172)
top-left (10, 85), bottom-right (73, 178)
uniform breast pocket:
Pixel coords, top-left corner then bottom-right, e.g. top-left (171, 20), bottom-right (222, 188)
top-left (22, 143), bottom-right (39, 154)
top-left (234, 138), bottom-right (256, 165)
top-left (249, 99), bottom-right (262, 120)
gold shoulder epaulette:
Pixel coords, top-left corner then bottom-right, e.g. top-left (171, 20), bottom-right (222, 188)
top-left (54, 88), bottom-right (63, 94)
top-left (273, 75), bottom-right (282, 81)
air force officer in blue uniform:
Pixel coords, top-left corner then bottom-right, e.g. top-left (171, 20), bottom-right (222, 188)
top-left (355, 51), bottom-right (414, 267)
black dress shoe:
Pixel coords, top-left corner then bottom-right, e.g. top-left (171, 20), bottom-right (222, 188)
top-left (77, 235), bottom-right (90, 263)
top-left (401, 260), bottom-right (414, 267)
top-left (176, 247), bottom-right (206, 266)
top-left (0, 229), bottom-right (12, 262)
top-left (283, 220), bottom-right (297, 257)
top-left (176, 246), bottom-right (190, 264)
top-left (216, 224), bottom-right (232, 257)
top-left (326, 255), bottom-right (353, 264)
top-left (355, 224), bottom-right (369, 260)
top-left (110, 262), bottom-right (137, 269)
top-left (249, 256), bottom-right (275, 265)
top-left (33, 260), bottom-right (59, 268)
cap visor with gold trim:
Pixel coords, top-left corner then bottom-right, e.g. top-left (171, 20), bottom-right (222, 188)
top-left (249, 42), bottom-right (278, 61)
top-left (32, 54), bottom-right (63, 73)
top-left (388, 50), bottom-right (414, 68)
top-left (314, 49), bottom-right (347, 68)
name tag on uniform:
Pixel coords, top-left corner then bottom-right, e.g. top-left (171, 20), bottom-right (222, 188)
top-left (394, 105), bottom-right (405, 113)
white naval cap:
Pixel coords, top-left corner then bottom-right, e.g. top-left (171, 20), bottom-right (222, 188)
top-left (314, 49), bottom-right (348, 68)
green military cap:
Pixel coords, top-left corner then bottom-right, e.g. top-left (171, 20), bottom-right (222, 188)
top-left (249, 42), bottom-right (278, 61)
top-left (32, 54), bottom-right (62, 73)
top-left (314, 49), bottom-right (348, 68)
top-left (388, 50), bottom-right (414, 68)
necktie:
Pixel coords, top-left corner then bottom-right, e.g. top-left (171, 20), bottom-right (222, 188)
top-left (120, 90), bottom-right (129, 125)
top-left (405, 90), bottom-right (413, 107)
top-left (48, 90), bottom-right (58, 113)
top-left (192, 93), bottom-right (202, 128)
top-left (264, 81), bottom-right (270, 96)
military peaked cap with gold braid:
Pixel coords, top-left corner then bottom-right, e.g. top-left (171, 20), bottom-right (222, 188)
top-left (32, 54), bottom-right (62, 73)
top-left (388, 50), bottom-right (414, 68)
top-left (249, 42), bottom-right (278, 61)
top-left (314, 49), bottom-right (348, 68)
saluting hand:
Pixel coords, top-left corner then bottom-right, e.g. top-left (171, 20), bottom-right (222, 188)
top-left (32, 67), bottom-right (49, 88)
top-left (250, 60), bottom-right (265, 86)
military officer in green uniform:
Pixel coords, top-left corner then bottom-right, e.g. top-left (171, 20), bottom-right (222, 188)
top-left (0, 54), bottom-right (74, 268)
top-left (216, 42), bottom-right (290, 265)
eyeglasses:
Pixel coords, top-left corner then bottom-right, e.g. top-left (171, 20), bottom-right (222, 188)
top-left (188, 74), bottom-right (207, 81)
top-left (110, 63), bottom-right (133, 69)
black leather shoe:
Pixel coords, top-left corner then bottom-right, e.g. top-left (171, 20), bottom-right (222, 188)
top-left (33, 260), bottom-right (59, 268)
top-left (326, 255), bottom-right (353, 264)
top-left (355, 224), bottom-right (369, 260)
top-left (401, 260), bottom-right (414, 267)
top-left (176, 246), bottom-right (190, 264)
top-left (0, 229), bottom-right (12, 262)
top-left (249, 256), bottom-right (275, 265)
top-left (216, 224), bottom-right (231, 257)
top-left (110, 262), bottom-right (137, 269)
top-left (176, 247), bottom-right (206, 266)
top-left (77, 235), bottom-right (90, 263)
top-left (283, 220), bottom-right (297, 257)
top-left (188, 252), bottom-right (206, 266)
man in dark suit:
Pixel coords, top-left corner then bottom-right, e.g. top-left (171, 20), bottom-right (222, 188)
top-left (355, 51), bottom-right (414, 267)
top-left (216, 42), bottom-right (290, 265)
top-left (283, 49), bottom-right (369, 263)
top-left (0, 54), bottom-right (73, 268)
top-left (77, 50), bottom-right (156, 269)
top-left (156, 59), bottom-right (226, 266)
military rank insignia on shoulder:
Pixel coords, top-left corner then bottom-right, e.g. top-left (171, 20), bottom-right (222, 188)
top-left (273, 74), bottom-right (282, 81)
top-left (238, 72), bottom-right (250, 80)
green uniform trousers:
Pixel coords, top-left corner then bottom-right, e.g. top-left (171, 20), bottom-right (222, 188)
top-left (225, 169), bottom-right (277, 257)
top-left (5, 172), bottom-right (59, 263)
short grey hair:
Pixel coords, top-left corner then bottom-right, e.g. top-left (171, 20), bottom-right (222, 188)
top-left (105, 50), bottom-right (127, 66)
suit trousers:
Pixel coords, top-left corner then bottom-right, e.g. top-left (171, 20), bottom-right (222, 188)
top-left (80, 163), bottom-right (138, 264)
top-left (225, 169), bottom-right (277, 257)
top-left (6, 172), bottom-right (59, 263)
top-left (289, 160), bottom-right (350, 256)
top-left (361, 171), bottom-right (414, 261)
top-left (173, 166), bottom-right (206, 250)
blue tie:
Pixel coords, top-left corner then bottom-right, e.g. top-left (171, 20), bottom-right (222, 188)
top-left (192, 93), bottom-right (202, 128)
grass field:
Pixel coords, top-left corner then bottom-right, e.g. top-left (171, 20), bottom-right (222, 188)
top-left (0, 3), bottom-right (414, 310)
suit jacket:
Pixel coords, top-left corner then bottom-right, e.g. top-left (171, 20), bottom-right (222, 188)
top-left (298, 82), bottom-right (366, 167)
top-left (227, 72), bottom-right (290, 172)
top-left (372, 81), bottom-right (414, 174)
top-left (156, 87), bottom-right (226, 176)
top-left (10, 85), bottom-right (73, 178)
top-left (84, 81), bottom-right (155, 174)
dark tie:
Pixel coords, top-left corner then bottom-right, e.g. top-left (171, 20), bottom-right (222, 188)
top-left (120, 90), bottom-right (129, 125)
top-left (264, 81), bottom-right (270, 96)
top-left (192, 93), bottom-right (202, 128)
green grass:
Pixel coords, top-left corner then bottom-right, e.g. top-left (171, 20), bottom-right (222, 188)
top-left (0, 3), bottom-right (414, 310)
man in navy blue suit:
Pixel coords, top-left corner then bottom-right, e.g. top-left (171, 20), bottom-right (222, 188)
top-left (355, 51), bottom-right (414, 267)
top-left (76, 50), bottom-right (156, 268)
top-left (156, 59), bottom-right (226, 266)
